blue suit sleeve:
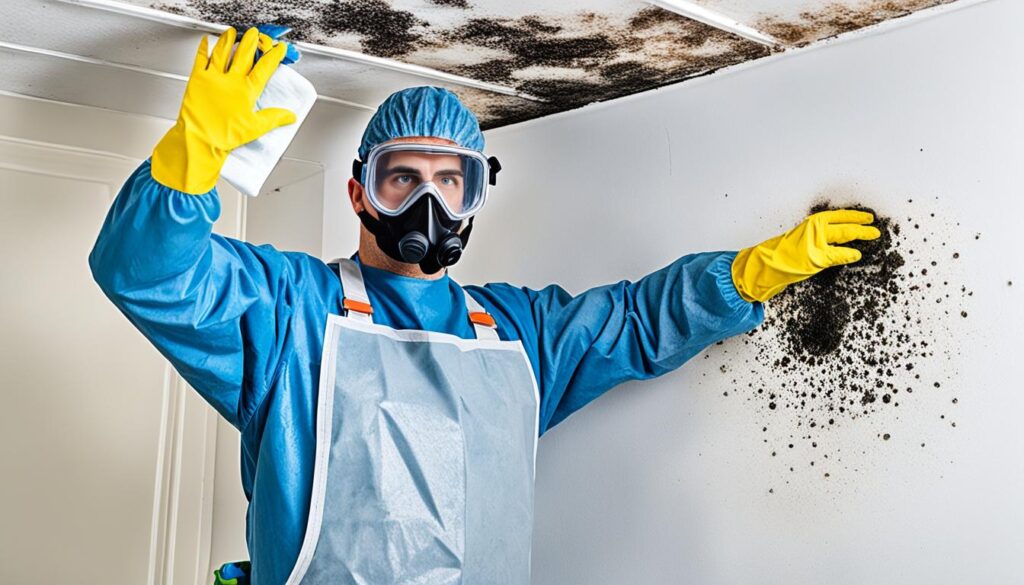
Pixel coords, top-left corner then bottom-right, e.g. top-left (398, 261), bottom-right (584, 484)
top-left (88, 159), bottom-right (307, 429)
top-left (470, 252), bottom-right (765, 434)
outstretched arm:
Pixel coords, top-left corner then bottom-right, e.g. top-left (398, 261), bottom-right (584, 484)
top-left (472, 209), bottom-right (880, 433)
top-left (472, 251), bottom-right (763, 434)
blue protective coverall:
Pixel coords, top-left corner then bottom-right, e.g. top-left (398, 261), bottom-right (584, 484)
top-left (89, 159), bottom-right (765, 585)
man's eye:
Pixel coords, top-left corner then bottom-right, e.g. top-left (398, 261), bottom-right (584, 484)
top-left (395, 175), bottom-right (413, 185)
top-left (440, 177), bottom-right (458, 186)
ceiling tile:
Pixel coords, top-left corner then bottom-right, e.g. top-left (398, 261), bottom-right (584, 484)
top-left (2, 0), bottom-right (966, 128)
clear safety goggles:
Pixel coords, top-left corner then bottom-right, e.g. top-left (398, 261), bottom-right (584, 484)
top-left (353, 143), bottom-right (500, 220)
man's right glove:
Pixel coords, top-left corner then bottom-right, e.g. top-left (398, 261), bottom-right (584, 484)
top-left (731, 209), bottom-right (882, 303)
top-left (151, 27), bottom-right (297, 194)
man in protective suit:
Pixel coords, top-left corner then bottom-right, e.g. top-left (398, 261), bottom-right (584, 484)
top-left (89, 27), bottom-right (880, 585)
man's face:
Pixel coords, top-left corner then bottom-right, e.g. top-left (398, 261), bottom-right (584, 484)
top-left (350, 136), bottom-right (464, 220)
top-left (374, 149), bottom-right (465, 214)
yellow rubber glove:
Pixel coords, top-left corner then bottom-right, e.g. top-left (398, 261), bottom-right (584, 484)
top-left (151, 27), bottom-right (297, 194)
top-left (731, 209), bottom-right (882, 303)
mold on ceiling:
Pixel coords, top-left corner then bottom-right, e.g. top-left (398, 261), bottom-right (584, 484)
top-left (142, 0), bottom-right (771, 127)
top-left (1, 0), bottom-right (969, 129)
top-left (753, 0), bottom-right (959, 46)
top-left (137, 0), bottom-right (960, 127)
top-left (695, 0), bottom-right (960, 46)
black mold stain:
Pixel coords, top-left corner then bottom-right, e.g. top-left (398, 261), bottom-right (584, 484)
top-left (725, 199), bottom-right (973, 481)
top-left (764, 203), bottom-right (905, 362)
top-left (158, 0), bottom-right (430, 57)
top-left (451, 20), bottom-right (618, 65)
top-left (154, 0), bottom-right (323, 41)
top-left (427, 0), bottom-right (470, 9)
top-left (454, 7), bottom-right (769, 128)
top-left (319, 0), bottom-right (429, 58)
top-left (759, 0), bottom-right (957, 47)
top-left (600, 60), bottom-right (665, 84)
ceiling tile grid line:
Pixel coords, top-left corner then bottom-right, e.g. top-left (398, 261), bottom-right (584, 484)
top-left (0, 39), bottom-right (379, 112)
top-left (57, 0), bottom-right (538, 99)
top-left (645, 0), bottom-right (782, 46)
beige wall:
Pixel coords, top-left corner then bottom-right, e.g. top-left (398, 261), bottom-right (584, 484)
top-left (0, 91), bottom-right (370, 583)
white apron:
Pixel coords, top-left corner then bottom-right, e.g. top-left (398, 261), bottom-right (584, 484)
top-left (285, 258), bottom-right (540, 584)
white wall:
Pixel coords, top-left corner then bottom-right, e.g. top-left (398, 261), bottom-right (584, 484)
top-left (445, 0), bottom-right (1022, 582)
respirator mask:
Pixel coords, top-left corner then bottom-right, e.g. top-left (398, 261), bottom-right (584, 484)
top-left (353, 142), bottom-right (501, 274)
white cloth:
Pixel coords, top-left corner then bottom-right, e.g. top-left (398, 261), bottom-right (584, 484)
top-left (221, 64), bottom-right (317, 197)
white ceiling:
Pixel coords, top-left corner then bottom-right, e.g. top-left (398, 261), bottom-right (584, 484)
top-left (1, 0), bottom-right (969, 128)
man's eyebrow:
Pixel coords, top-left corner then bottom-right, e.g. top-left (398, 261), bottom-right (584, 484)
top-left (434, 169), bottom-right (464, 177)
top-left (384, 165), bottom-right (423, 176)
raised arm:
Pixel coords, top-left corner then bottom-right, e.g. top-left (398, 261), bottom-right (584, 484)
top-left (88, 27), bottom-right (300, 428)
top-left (89, 161), bottom-right (306, 428)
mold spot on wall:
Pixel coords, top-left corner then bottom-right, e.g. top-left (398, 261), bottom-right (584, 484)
top-left (714, 197), bottom-right (974, 483)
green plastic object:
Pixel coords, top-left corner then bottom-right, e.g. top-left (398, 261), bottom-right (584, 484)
top-left (213, 561), bottom-right (251, 585)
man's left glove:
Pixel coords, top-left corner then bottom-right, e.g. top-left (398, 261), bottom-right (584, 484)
top-left (151, 26), bottom-right (297, 194)
top-left (731, 209), bottom-right (882, 303)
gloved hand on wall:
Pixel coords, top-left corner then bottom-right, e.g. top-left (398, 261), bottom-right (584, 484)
top-left (731, 209), bottom-right (881, 303)
top-left (151, 27), bottom-right (297, 194)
